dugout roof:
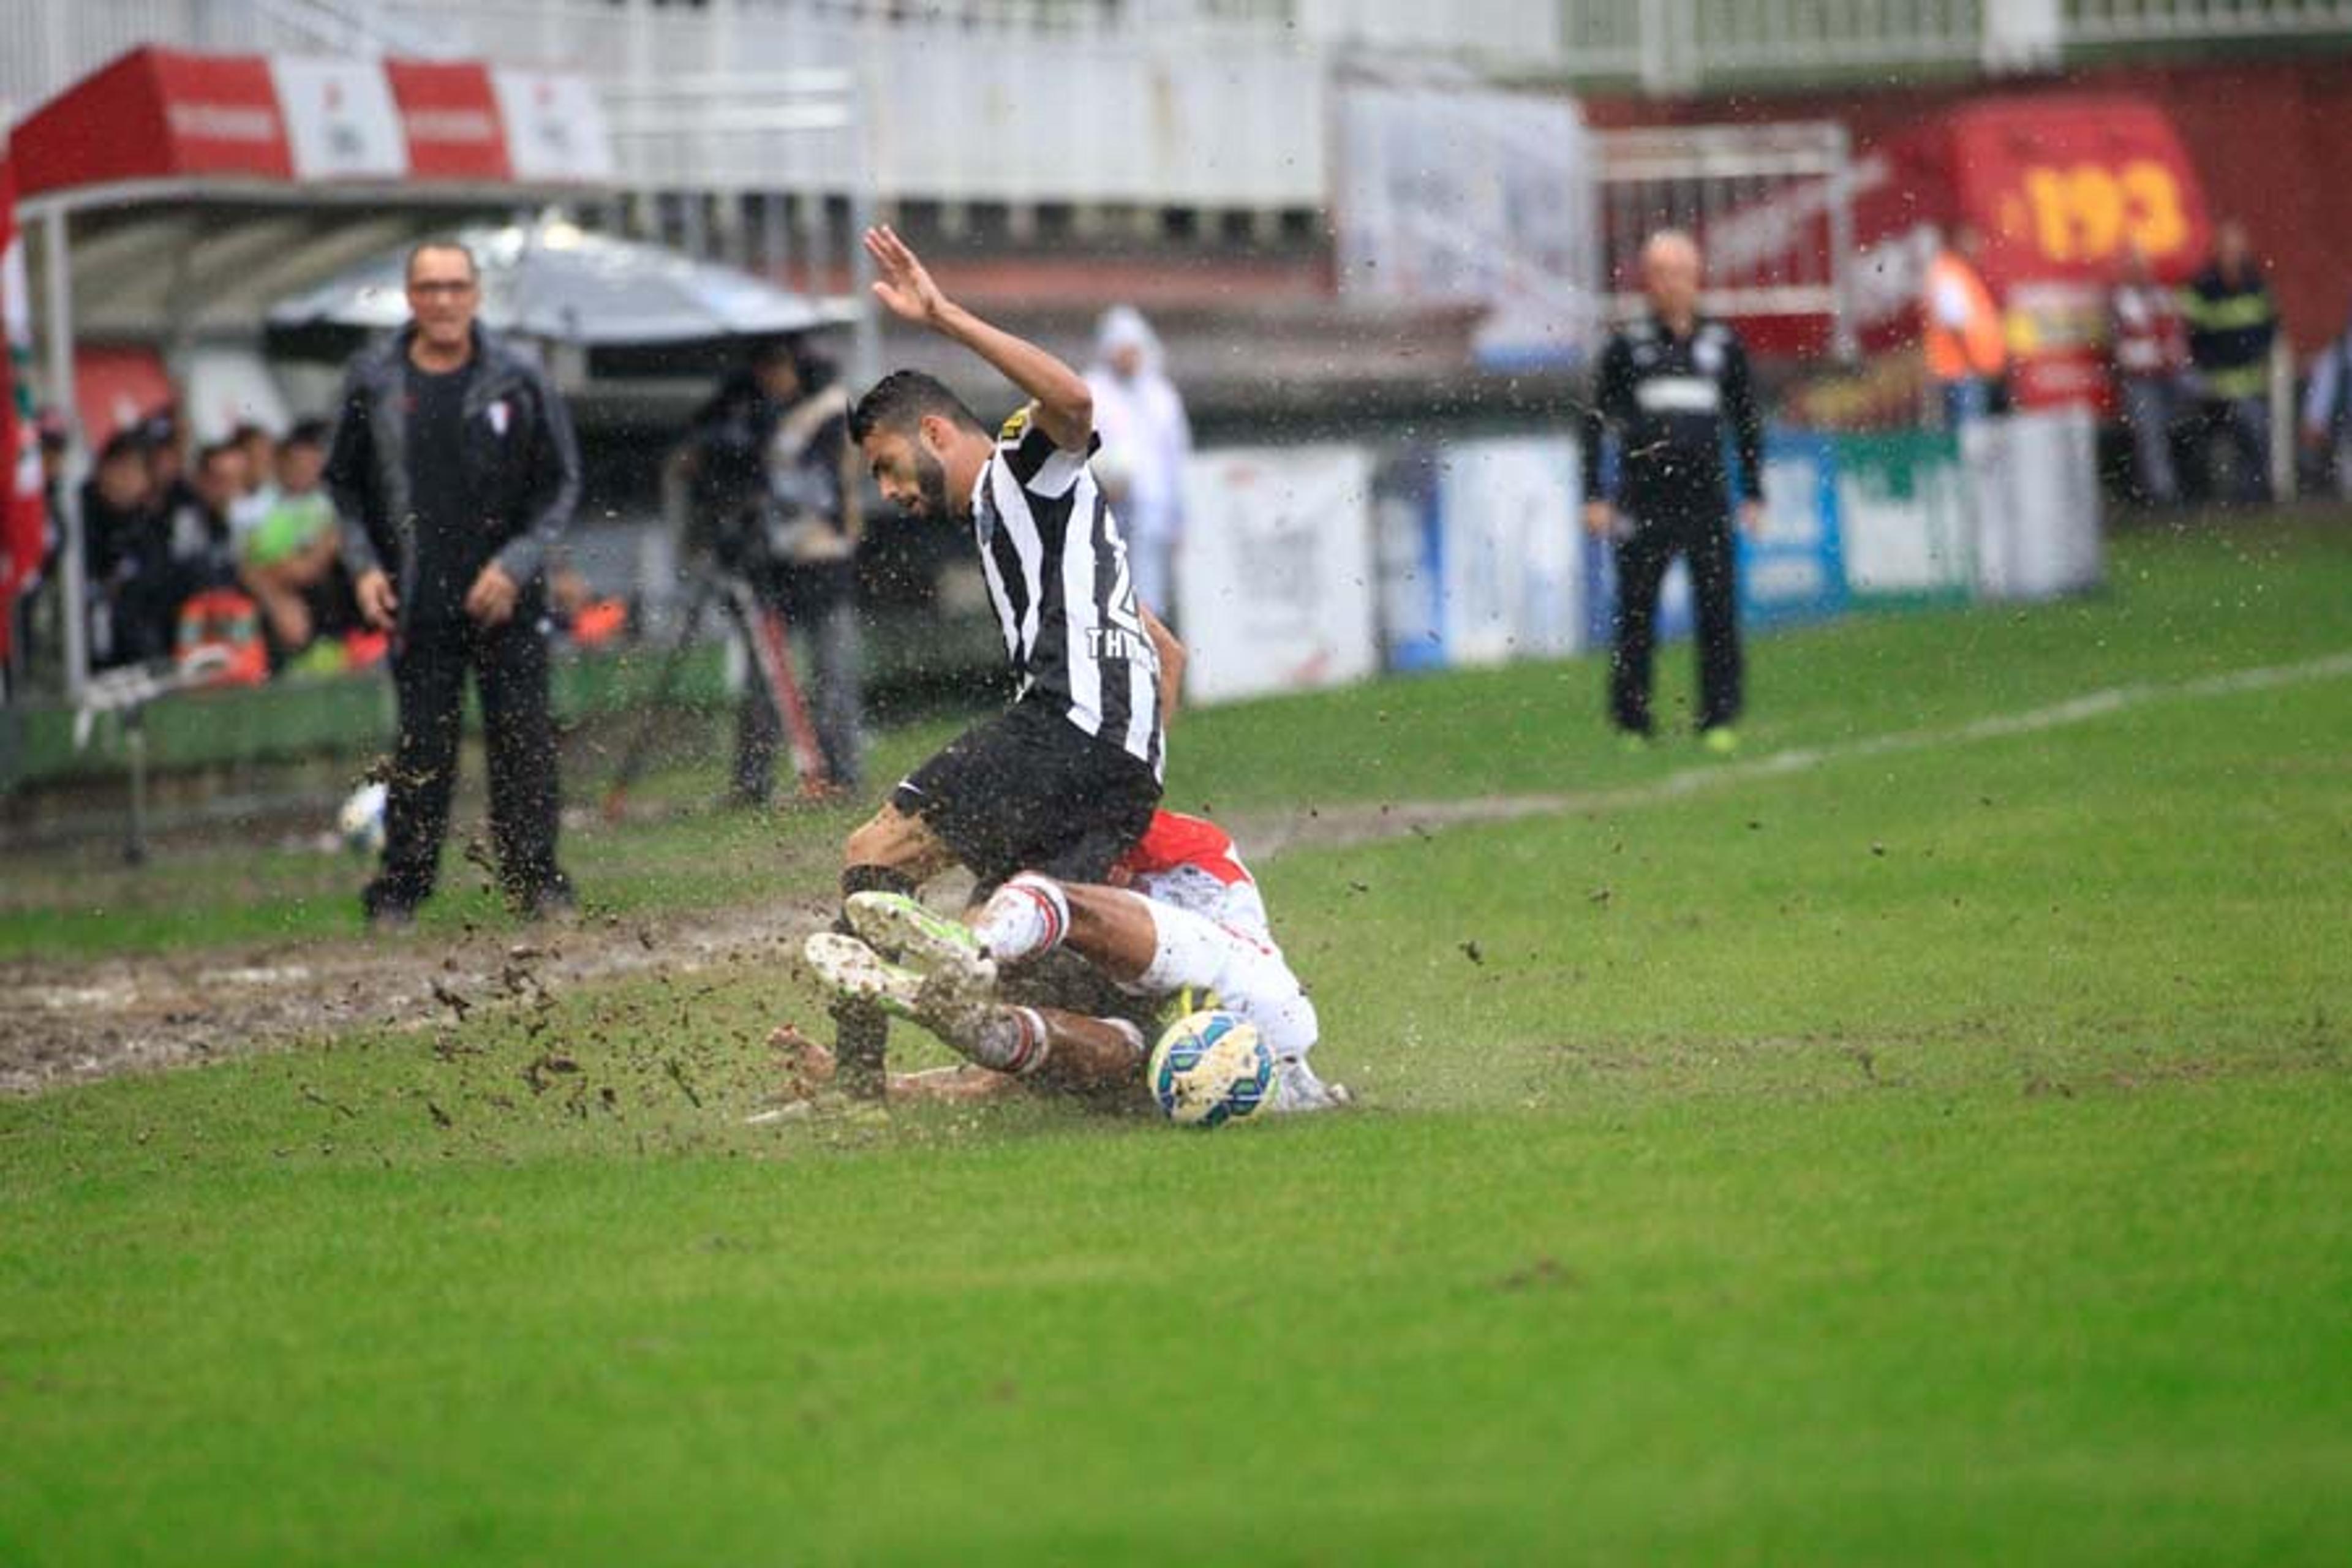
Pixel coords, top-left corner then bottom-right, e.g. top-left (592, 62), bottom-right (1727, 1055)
top-left (13, 45), bottom-right (616, 342)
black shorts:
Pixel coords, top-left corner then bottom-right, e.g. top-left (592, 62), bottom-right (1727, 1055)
top-left (892, 700), bottom-right (1161, 891)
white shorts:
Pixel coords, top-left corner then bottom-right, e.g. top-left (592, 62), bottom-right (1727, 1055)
top-left (1135, 896), bottom-right (1319, 1063)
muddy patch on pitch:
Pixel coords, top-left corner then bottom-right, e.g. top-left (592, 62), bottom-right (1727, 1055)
top-left (0, 795), bottom-right (1556, 1096)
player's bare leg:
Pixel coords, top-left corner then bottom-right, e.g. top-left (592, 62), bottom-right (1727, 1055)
top-left (967, 875), bottom-right (1157, 978)
top-left (969, 874), bottom-right (1349, 1112)
top-left (764, 1022), bottom-right (1025, 1106)
top-left (804, 928), bottom-right (1143, 1089)
top-left (832, 804), bottom-right (958, 1099)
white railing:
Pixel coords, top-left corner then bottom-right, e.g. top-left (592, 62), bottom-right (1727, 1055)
top-left (10, 0), bottom-right (2352, 192)
top-left (408, 1), bottom-right (1330, 205)
top-left (2066, 0), bottom-right (2352, 42)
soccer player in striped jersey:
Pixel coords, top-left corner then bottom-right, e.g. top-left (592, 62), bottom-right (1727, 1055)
top-left (823, 225), bottom-right (1179, 1100)
top-left (796, 810), bottom-right (1348, 1115)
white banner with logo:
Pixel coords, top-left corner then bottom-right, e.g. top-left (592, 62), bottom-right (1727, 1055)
top-left (492, 70), bottom-right (619, 184)
top-left (1177, 446), bottom-right (1378, 706)
top-left (270, 57), bottom-right (409, 181)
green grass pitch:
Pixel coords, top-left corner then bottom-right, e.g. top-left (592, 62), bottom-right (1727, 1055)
top-left (2, 514), bottom-right (2348, 1563)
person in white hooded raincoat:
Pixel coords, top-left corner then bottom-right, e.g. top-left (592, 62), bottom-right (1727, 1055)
top-left (1084, 306), bottom-right (1194, 630)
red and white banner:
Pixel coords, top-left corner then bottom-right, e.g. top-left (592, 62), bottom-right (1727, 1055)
top-left (13, 49), bottom-right (291, 195)
top-left (12, 47), bottom-right (610, 200)
top-left (270, 56), bottom-right (408, 182)
top-left (1, 149), bottom-right (48, 663)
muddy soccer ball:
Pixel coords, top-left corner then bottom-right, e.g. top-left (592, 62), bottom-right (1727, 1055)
top-left (1148, 1009), bottom-right (1276, 1128)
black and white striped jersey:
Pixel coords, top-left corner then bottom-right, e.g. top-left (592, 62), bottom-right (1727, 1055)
top-left (968, 405), bottom-right (1164, 777)
top-left (1581, 314), bottom-right (1764, 524)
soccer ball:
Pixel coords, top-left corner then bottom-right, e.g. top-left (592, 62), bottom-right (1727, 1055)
top-left (337, 781), bottom-right (388, 858)
top-left (1148, 1009), bottom-right (1276, 1128)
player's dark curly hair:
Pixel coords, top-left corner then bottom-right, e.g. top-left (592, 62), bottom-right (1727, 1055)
top-left (850, 369), bottom-right (984, 444)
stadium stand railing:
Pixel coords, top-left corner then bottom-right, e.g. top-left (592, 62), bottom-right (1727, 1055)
top-left (12, 2), bottom-right (2352, 203)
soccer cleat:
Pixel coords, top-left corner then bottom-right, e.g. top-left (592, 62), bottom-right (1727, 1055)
top-left (970, 873), bottom-right (1072, 965)
top-left (1616, 730), bottom-right (1654, 755)
top-left (1267, 1057), bottom-right (1352, 1115)
top-left (806, 928), bottom-right (1007, 1057)
top-left (1701, 726), bottom-right (1741, 756)
top-left (846, 892), bottom-right (998, 997)
top-left (802, 932), bottom-right (926, 1022)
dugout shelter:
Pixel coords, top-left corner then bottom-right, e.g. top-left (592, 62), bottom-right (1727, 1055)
top-left (7, 43), bottom-right (618, 703)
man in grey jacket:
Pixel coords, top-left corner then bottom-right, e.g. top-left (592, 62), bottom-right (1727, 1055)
top-left (326, 239), bottom-right (582, 925)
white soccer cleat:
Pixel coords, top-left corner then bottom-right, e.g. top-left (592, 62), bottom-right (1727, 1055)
top-left (1267, 1057), bottom-right (1353, 1115)
top-left (970, 873), bottom-right (1072, 965)
top-left (807, 926), bottom-right (1008, 1057)
top-left (802, 931), bottom-right (926, 1021)
top-left (845, 892), bottom-right (998, 997)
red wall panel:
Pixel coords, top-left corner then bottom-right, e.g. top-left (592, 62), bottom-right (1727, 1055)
top-left (1587, 56), bottom-right (2352, 356)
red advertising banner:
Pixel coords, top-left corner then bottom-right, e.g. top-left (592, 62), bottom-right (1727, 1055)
top-left (13, 48), bottom-right (293, 197)
top-left (386, 60), bottom-right (512, 182)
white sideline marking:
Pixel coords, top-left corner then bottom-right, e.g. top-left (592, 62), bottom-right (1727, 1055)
top-left (1249, 649), bottom-right (2352, 854)
top-left (1602, 649), bottom-right (2352, 813)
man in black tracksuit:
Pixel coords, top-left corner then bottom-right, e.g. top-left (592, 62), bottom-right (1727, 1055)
top-left (326, 240), bottom-right (582, 925)
top-left (1582, 229), bottom-right (1765, 752)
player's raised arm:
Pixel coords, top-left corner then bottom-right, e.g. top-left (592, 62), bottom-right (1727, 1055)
top-left (863, 225), bottom-right (1094, 451)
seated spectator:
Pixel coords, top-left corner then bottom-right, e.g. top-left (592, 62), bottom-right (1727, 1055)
top-left (226, 420), bottom-right (281, 541)
top-left (82, 426), bottom-right (164, 669)
top-left (143, 410), bottom-right (190, 516)
top-left (164, 440), bottom-right (244, 595)
top-left (238, 419), bottom-right (359, 665)
top-left (92, 437), bottom-right (246, 674)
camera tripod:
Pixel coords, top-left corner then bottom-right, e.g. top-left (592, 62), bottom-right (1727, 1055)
top-left (601, 568), bottom-right (832, 821)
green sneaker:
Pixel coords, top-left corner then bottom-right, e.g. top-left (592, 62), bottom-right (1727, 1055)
top-left (1617, 730), bottom-right (1654, 755)
top-left (1702, 726), bottom-right (1741, 756)
top-left (802, 932), bottom-right (925, 1021)
top-left (846, 892), bottom-right (997, 995)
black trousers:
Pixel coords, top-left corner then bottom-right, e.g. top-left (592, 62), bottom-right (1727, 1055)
top-left (1610, 511), bottom-right (1742, 734)
top-left (368, 614), bottom-right (565, 914)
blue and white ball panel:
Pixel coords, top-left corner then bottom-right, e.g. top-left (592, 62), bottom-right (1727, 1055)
top-left (1149, 1009), bottom-right (1276, 1128)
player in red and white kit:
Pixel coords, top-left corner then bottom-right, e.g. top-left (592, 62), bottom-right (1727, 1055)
top-left (796, 810), bottom-right (1346, 1113)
